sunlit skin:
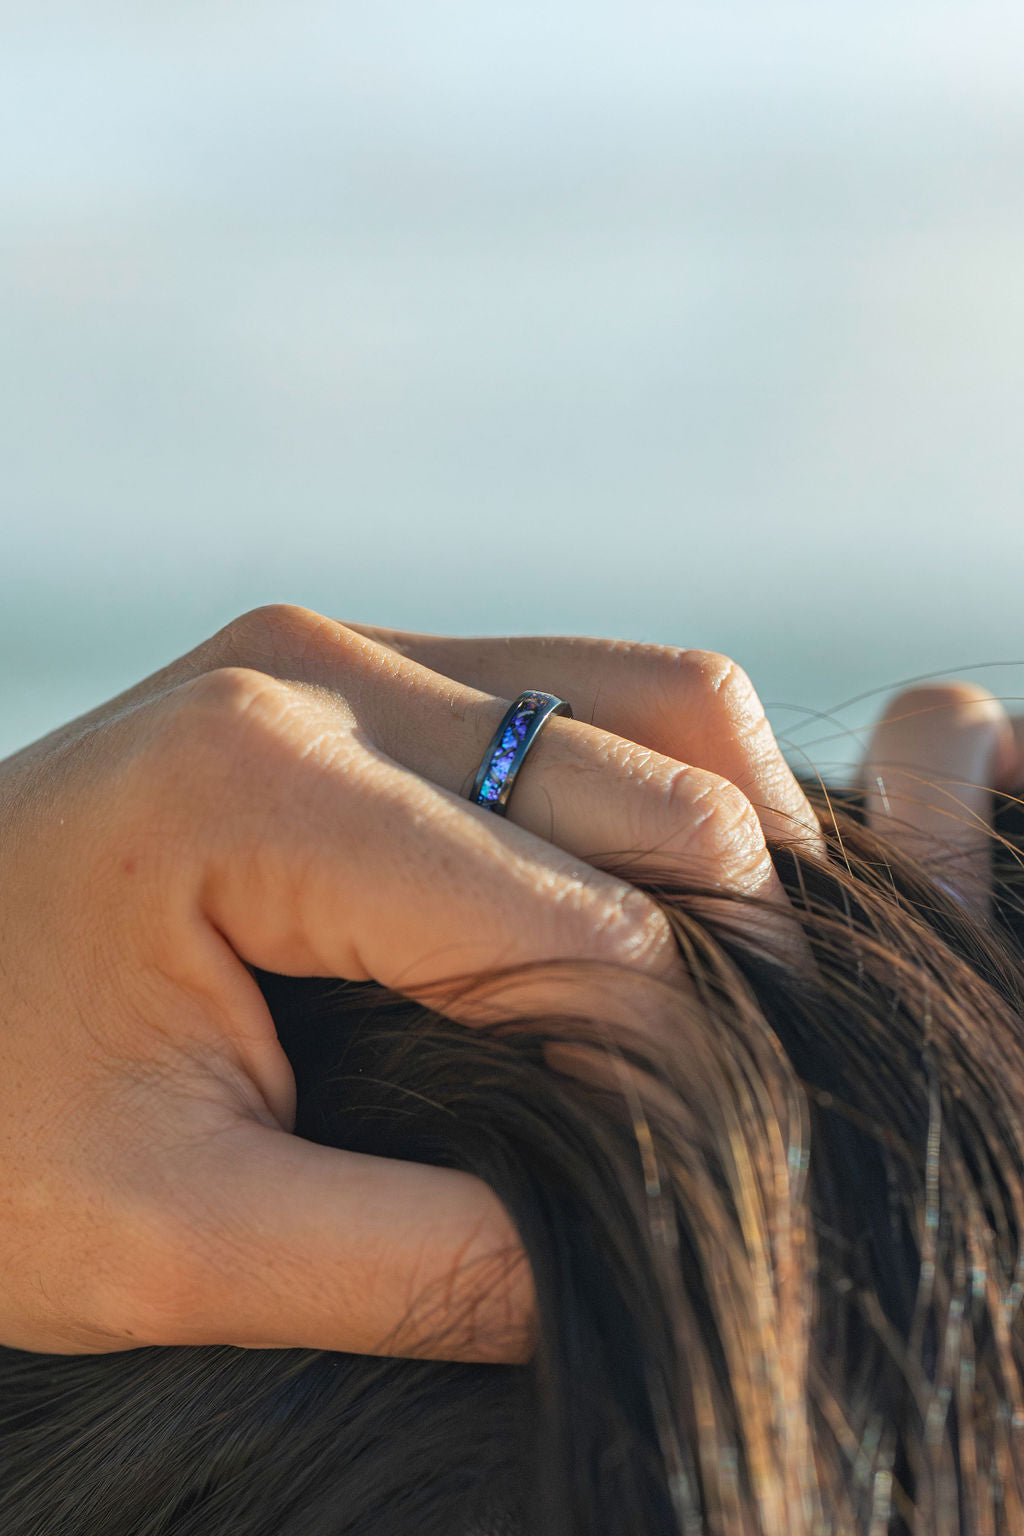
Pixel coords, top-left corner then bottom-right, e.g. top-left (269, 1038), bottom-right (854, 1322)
top-left (0, 602), bottom-right (1017, 1362)
top-left (859, 681), bottom-right (1020, 923)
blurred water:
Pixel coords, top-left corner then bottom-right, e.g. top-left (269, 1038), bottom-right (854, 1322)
top-left (3, 3), bottom-right (1023, 779)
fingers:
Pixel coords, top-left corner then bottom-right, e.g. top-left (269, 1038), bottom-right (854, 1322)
top-left (148, 658), bottom-right (806, 1016)
top-left (860, 682), bottom-right (1018, 920)
top-left (364, 666), bottom-right (803, 962)
top-left (20, 605), bottom-right (821, 868)
top-left (143, 667), bottom-right (683, 1003)
top-left (365, 671), bottom-right (784, 908)
top-left (336, 624), bottom-right (824, 857)
top-left (108, 1122), bottom-right (535, 1363)
top-left (73, 602), bottom-right (817, 886)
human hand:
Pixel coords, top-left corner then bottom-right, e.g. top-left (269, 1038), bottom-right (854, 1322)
top-left (0, 605), bottom-right (822, 1362)
top-left (859, 679), bottom-right (1022, 919)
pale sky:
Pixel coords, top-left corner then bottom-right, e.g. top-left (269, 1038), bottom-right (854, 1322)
top-left (3, 2), bottom-right (1023, 774)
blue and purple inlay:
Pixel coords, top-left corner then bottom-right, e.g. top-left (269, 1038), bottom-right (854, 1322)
top-left (475, 691), bottom-right (568, 811)
top-left (475, 693), bottom-right (547, 805)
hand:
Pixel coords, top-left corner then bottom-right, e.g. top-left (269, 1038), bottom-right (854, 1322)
top-left (0, 605), bottom-right (822, 1362)
top-left (859, 679), bottom-right (1021, 919)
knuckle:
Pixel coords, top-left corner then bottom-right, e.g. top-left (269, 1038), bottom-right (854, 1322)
top-left (585, 884), bottom-right (676, 975)
top-left (134, 668), bottom-right (300, 808)
top-left (673, 769), bottom-right (769, 883)
top-left (108, 668), bottom-right (298, 883)
top-left (166, 665), bottom-right (293, 744)
top-left (214, 603), bottom-right (324, 661)
top-left (688, 651), bottom-right (764, 727)
top-left (210, 604), bottom-right (366, 678)
top-left (645, 647), bottom-right (769, 744)
top-left (593, 640), bottom-right (770, 749)
top-left (659, 760), bottom-right (713, 824)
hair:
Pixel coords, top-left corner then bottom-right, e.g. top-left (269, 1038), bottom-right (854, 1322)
top-left (3, 781), bottom-right (1024, 1535)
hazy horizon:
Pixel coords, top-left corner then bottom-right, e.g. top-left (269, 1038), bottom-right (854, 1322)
top-left (4, 3), bottom-right (1023, 777)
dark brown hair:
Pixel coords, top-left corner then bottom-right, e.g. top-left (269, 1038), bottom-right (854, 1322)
top-left (3, 782), bottom-right (1024, 1534)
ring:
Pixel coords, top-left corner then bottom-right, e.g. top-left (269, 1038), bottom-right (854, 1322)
top-left (468, 691), bottom-right (574, 817)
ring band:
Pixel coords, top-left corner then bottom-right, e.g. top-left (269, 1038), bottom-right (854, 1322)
top-left (468, 691), bottom-right (573, 817)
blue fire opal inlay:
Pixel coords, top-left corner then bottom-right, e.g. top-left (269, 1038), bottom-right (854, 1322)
top-left (476, 694), bottom-right (545, 803)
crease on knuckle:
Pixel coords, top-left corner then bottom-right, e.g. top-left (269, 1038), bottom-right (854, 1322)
top-left (584, 885), bottom-right (674, 974)
top-left (702, 655), bottom-right (767, 735)
top-left (625, 761), bottom-right (712, 862)
top-left (647, 647), bottom-right (767, 748)
top-left (660, 762), bottom-right (713, 827)
top-left (678, 775), bottom-right (771, 888)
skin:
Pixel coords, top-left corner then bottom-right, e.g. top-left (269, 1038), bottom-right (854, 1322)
top-left (14, 613), bottom-right (1012, 1370)
top-left (0, 605), bottom-right (824, 1364)
top-left (859, 680), bottom-right (1023, 923)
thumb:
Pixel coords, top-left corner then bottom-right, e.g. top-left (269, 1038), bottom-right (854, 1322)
top-left (119, 1120), bottom-right (535, 1363)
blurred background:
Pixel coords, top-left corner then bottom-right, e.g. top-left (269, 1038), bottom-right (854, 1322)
top-left (2, 2), bottom-right (1022, 782)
